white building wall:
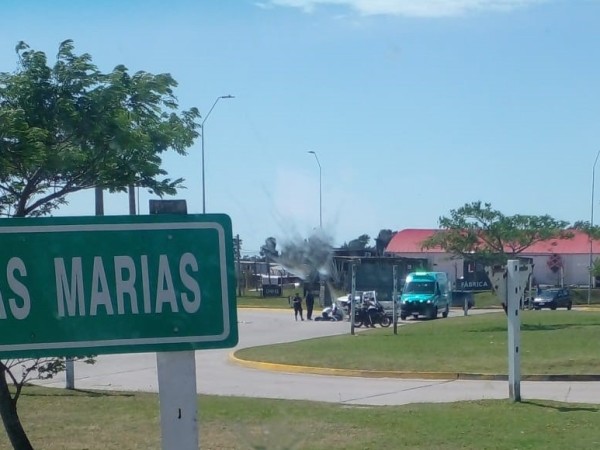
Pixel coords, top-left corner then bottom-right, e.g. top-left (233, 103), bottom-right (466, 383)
top-left (527, 254), bottom-right (591, 287)
top-left (395, 252), bottom-right (595, 288)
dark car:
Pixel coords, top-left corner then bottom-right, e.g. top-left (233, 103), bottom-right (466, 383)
top-left (532, 288), bottom-right (572, 310)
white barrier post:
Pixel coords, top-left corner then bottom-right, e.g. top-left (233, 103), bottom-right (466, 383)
top-left (505, 259), bottom-right (532, 402)
top-left (506, 260), bottom-right (521, 402)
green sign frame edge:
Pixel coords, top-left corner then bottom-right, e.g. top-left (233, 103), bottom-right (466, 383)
top-left (0, 214), bottom-right (238, 356)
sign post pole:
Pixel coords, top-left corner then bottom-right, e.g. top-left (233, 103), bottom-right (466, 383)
top-left (157, 351), bottom-right (199, 450)
top-left (152, 200), bottom-right (199, 450)
top-left (65, 358), bottom-right (75, 390)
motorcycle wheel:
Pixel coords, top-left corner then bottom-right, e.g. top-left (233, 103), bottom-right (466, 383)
top-left (380, 316), bottom-right (392, 327)
top-left (354, 319), bottom-right (364, 328)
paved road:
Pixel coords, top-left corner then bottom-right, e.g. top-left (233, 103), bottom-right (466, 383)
top-left (35, 308), bottom-right (600, 406)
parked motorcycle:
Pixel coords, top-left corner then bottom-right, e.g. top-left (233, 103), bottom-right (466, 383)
top-left (353, 301), bottom-right (391, 328)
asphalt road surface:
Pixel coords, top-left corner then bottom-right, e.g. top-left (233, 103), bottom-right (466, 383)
top-left (35, 308), bottom-right (600, 406)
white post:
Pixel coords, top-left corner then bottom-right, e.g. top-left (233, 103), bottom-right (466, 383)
top-left (157, 351), bottom-right (199, 449)
top-left (506, 261), bottom-right (521, 402)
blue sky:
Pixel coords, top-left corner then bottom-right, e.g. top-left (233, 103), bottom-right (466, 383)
top-left (1, 0), bottom-right (599, 255)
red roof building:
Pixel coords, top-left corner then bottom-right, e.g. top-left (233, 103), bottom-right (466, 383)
top-left (385, 229), bottom-right (600, 287)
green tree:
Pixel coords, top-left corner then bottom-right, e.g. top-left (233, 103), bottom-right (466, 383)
top-left (572, 220), bottom-right (600, 240)
top-left (422, 201), bottom-right (572, 265)
top-left (0, 40), bottom-right (199, 218)
top-left (374, 229), bottom-right (396, 256)
top-left (0, 40), bottom-right (199, 449)
top-left (341, 234), bottom-right (372, 252)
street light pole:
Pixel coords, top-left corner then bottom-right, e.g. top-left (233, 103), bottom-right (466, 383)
top-left (589, 150), bottom-right (600, 304)
top-left (201, 95), bottom-right (234, 214)
top-left (308, 151), bottom-right (322, 228)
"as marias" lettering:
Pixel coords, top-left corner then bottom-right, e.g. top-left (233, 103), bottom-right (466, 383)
top-left (54, 253), bottom-right (201, 317)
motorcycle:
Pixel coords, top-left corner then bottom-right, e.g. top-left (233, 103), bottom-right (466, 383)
top-left (314, 302), bottom-right (344, 321)
top-left (353, 301), bottom-right (391, 328)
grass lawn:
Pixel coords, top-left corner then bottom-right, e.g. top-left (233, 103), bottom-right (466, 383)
top-left (4, 386), bottom-right (600, 450)
top-left (235, 310), bottom-right (600, 375)
top-left (236, 287), bottom-right (299, 309)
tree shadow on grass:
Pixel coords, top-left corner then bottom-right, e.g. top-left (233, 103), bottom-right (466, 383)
top-left (22, 388), bottom-right (135, 398)
top-left (469, 323), bottom-right (600, 333)
top-left (522, 400), bottom-right (599, 413)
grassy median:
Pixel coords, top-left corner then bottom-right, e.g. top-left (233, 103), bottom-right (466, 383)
top-left (235, 310), bottom-right (600, 375)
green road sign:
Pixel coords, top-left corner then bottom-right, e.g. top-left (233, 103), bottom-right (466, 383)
top-left (0, 214), bottom-right (238, 358)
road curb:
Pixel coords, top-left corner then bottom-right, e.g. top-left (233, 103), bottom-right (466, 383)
top-left (229, 352), bottom-right (600, 382)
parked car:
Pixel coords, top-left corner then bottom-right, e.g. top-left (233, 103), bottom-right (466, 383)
top-left (532, 288), bottom-right (572, 310)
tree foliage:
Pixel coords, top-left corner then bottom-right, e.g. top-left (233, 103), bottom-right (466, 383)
top-left (0, 40), bottom-right (199, 450)
top-left (572, 220), bottom-right (600, 240)
top-left (422, 201), bottom-right (572, 265)
top-left (375, 229), bottom-right (396, 256)
top-left (341, 234), bottom-right (372, 251)
top-left (0, 40), bottom-right (199, 218)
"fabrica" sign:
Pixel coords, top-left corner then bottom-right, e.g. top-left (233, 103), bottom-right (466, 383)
top-left (456, 279), bottom-right (492, 291)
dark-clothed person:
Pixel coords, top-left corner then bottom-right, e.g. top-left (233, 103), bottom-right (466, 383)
top-left (305, 291), bottom-right (315, 320)
top-left (292, 293), bottom-right (304, 321)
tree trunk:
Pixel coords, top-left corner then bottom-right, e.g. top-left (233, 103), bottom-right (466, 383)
top-left (95, 187), bottom-right (104, 216)
top-left (128, 184), bottom-right (136, 215)
top-left (0, 364), bottom-right (34, 450)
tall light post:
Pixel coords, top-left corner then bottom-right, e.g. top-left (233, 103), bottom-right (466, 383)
top-left (589, 150), bottom-right (600, 304)
top-left (308, 150), bottom-right (322, 228)
top-left (201, 95), bottom-right (234, 213)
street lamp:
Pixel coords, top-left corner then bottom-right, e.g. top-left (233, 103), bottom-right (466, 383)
top-left (307, 151), bottom-right (322, 228)
top-left (201, 95), bottom-right (234, 213)
top-left (589, 149), bottom-right (600, 304)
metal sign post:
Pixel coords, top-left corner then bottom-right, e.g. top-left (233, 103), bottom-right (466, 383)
top-left (157, 350), bottom-right (199, 450)
top-left (152, 201), bottom-right (199, 450)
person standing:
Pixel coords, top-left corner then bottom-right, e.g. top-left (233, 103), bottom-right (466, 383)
top-left (305, 291), bottom-right (315, 320)
top-left (292, 293), bottom-right (304, 321)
